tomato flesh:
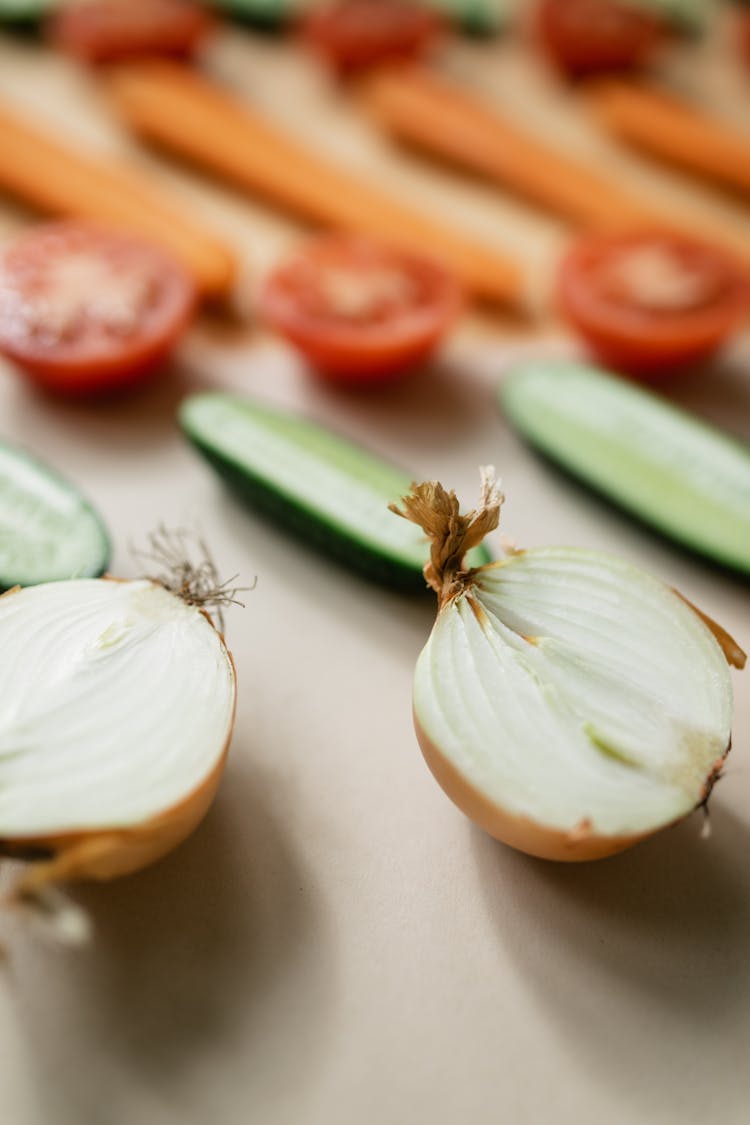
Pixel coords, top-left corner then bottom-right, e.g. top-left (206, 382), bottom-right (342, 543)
top-left (0, 222), bottom-right (196, 395)
top-left (261, 236), bottom-right (462, 383)
top-left (535, 0), bottom-right (662, 76)
top-left (48, 0), bottom-right (211, 64)
top-left (557, 231), bottom-right (749, 376)
top-left (302, 0), bottom-right (442, 76)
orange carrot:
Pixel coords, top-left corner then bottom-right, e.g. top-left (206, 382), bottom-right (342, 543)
top-left (106, 61), bottom-right (525, 309)
top-left (364, 66), bottom-right (659, 231)
top-left (0, 102), bottom-right (237, 299)
top-left (588, 80), bottom-right (750, 198)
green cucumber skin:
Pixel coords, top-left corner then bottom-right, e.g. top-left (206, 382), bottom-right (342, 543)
top-left (187, 437), bottom-right (431, 591)
top-left (0, 441), bottom-right (111, 590)
top-left (499, 361), bottom-right (750, 578)
top-left (631, 0), bottom-right (708, 35)
top-left (425, 0), bottom-right (509, 37)
top-left (0, 11), bottom-right (47, 28)
top-left (209, 0), bottom-right (294, 29)
top-left (0, 0), bottom-right (56, 26)
top-left (180, 395), bottom-right (491, 593)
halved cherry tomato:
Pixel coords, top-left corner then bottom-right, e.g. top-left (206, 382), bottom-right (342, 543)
top-left (535, 0), bottom-right (663, 77)
top-left (557, 230), bottom-right (749, 376)
top-left (301, 0), bottom-right (442, 76)
top-left (0, 222), bottom-right (196, 395)
top-left (260, 235), bottom-right (462, 383)
top-left (48, 0), bottom-right (211, 65)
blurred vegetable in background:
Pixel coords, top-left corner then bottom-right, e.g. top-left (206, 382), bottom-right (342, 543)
top-left (556, 230), bottom-right (749, 376)
top-left (534, 0), bottom-right (663, 76)
top-left (364, 65), bottom-right (660, 229)
top-left (48, 0), bottom-right (212, 63)
top-left (210, 0), bottom-right (297, 27)
top-left (260, 235), bottom-right (462, 382)
top-left (424, 0), bottom-right (509, 37)
top-left (501, 360), bottom-right (750, 576)
top-left (0, 101), bottom-right (237, 298)
top-left (0, 0), bottom-right (54, 28)
top-left (302, 0), bottom-right (443, 75)
top-left (0, 221), bottom-right (196, 395)
top-left (588, 79), bottom-right (750, 199)
top-left (107, 62), bottom-right (526, 307)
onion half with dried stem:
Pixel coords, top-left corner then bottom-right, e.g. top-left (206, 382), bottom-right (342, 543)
top-left (391, 470), bottom-right (745, 861)
top-left (0, 565), bottom-right (237, 910)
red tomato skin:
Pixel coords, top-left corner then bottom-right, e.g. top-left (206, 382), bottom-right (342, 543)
top-left (48, 0), bottom-right (211, 65)
top-left (535, 0), bottom-right (662, 77)
top-left (557, 231), bottom-right (750, 378)
top-left (267, 321), bottom-right (451, 385)
top-left (6, 335), bottom-right (189, 398)
top-left (301, 0), bottom-right (442, 76)
top-left (0, 222), bottom-right (196, 397)
top-left (558, 324), bottom-right (731, 379)
top-left (260, 236), bottom-right (462, 385)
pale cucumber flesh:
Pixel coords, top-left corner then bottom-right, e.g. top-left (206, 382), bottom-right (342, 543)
top-left (180, 393), bottom-right (491, 591)
top-left (500, 360), bottom-right (750, 576)
top-left (0, 440), bottom-right (110, 589)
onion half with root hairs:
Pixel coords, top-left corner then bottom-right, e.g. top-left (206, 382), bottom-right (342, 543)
top-left (391, 469), bottom-right (745, 862)
top-left (0, 533), bottom-right (240, 927)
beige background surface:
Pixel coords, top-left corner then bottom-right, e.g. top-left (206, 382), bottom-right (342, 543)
top-left (0, 14), bottom-right (748, 1125)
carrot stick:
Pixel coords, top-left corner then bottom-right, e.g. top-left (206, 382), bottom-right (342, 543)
top-left (0, 102), bottom-right (237, 299)
top-left (587, 80), bottom-right (750, 198)
top-left (106, 61), bottom-right (526, 310)
top-left (363, 66), bottom-right (660, 231)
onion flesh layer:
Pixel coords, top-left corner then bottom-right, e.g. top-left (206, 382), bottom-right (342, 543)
top-left (0, 579), bottom-right (235, 838)
top-left (414, 548), bottom-right (733, 842)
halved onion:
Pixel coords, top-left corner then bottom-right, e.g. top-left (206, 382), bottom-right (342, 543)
top-left (392, 470), bottom-right (745, 861)
top-left (0, 577), bottom-right (236, 899)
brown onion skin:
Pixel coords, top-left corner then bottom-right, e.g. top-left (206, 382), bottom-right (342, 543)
top-left (0, 589), bottom-right (236, 896)
top-left (414, 709), bottom-right (729, 862)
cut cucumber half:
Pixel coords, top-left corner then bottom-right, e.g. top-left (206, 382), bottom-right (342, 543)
top-left (0, 440), bottom-right (110, 589)
top-left (629, 0), bottom-right (708, 35)
top-left (425, 0), bottom-right (510, 36)
top-left (499, 360), bottom-right (750, 576)
top-left (209, 0), bottom-right (299, 28)
top-left (0, 0), bottom-right (56, 25)
top-left (180, 392), bottom-right (492, 591)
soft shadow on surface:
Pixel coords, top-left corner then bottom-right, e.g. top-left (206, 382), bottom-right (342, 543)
top-left (8, 764), bottom-right (335, 1123)
top-left (475, 804), bottom-right (750, 1013)
top-left (473, 804), bottom-right (750, 1112)
top-left (656, 355), bottom-right (750, 443)
top-left (298, 351), bottom-right (498, 458)
top-left (194, 310), bottom-right (257, 350)
top-left (211, 486), bottom-right (437, 650)
top-left (3, 360), bottom-right (197, 458)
